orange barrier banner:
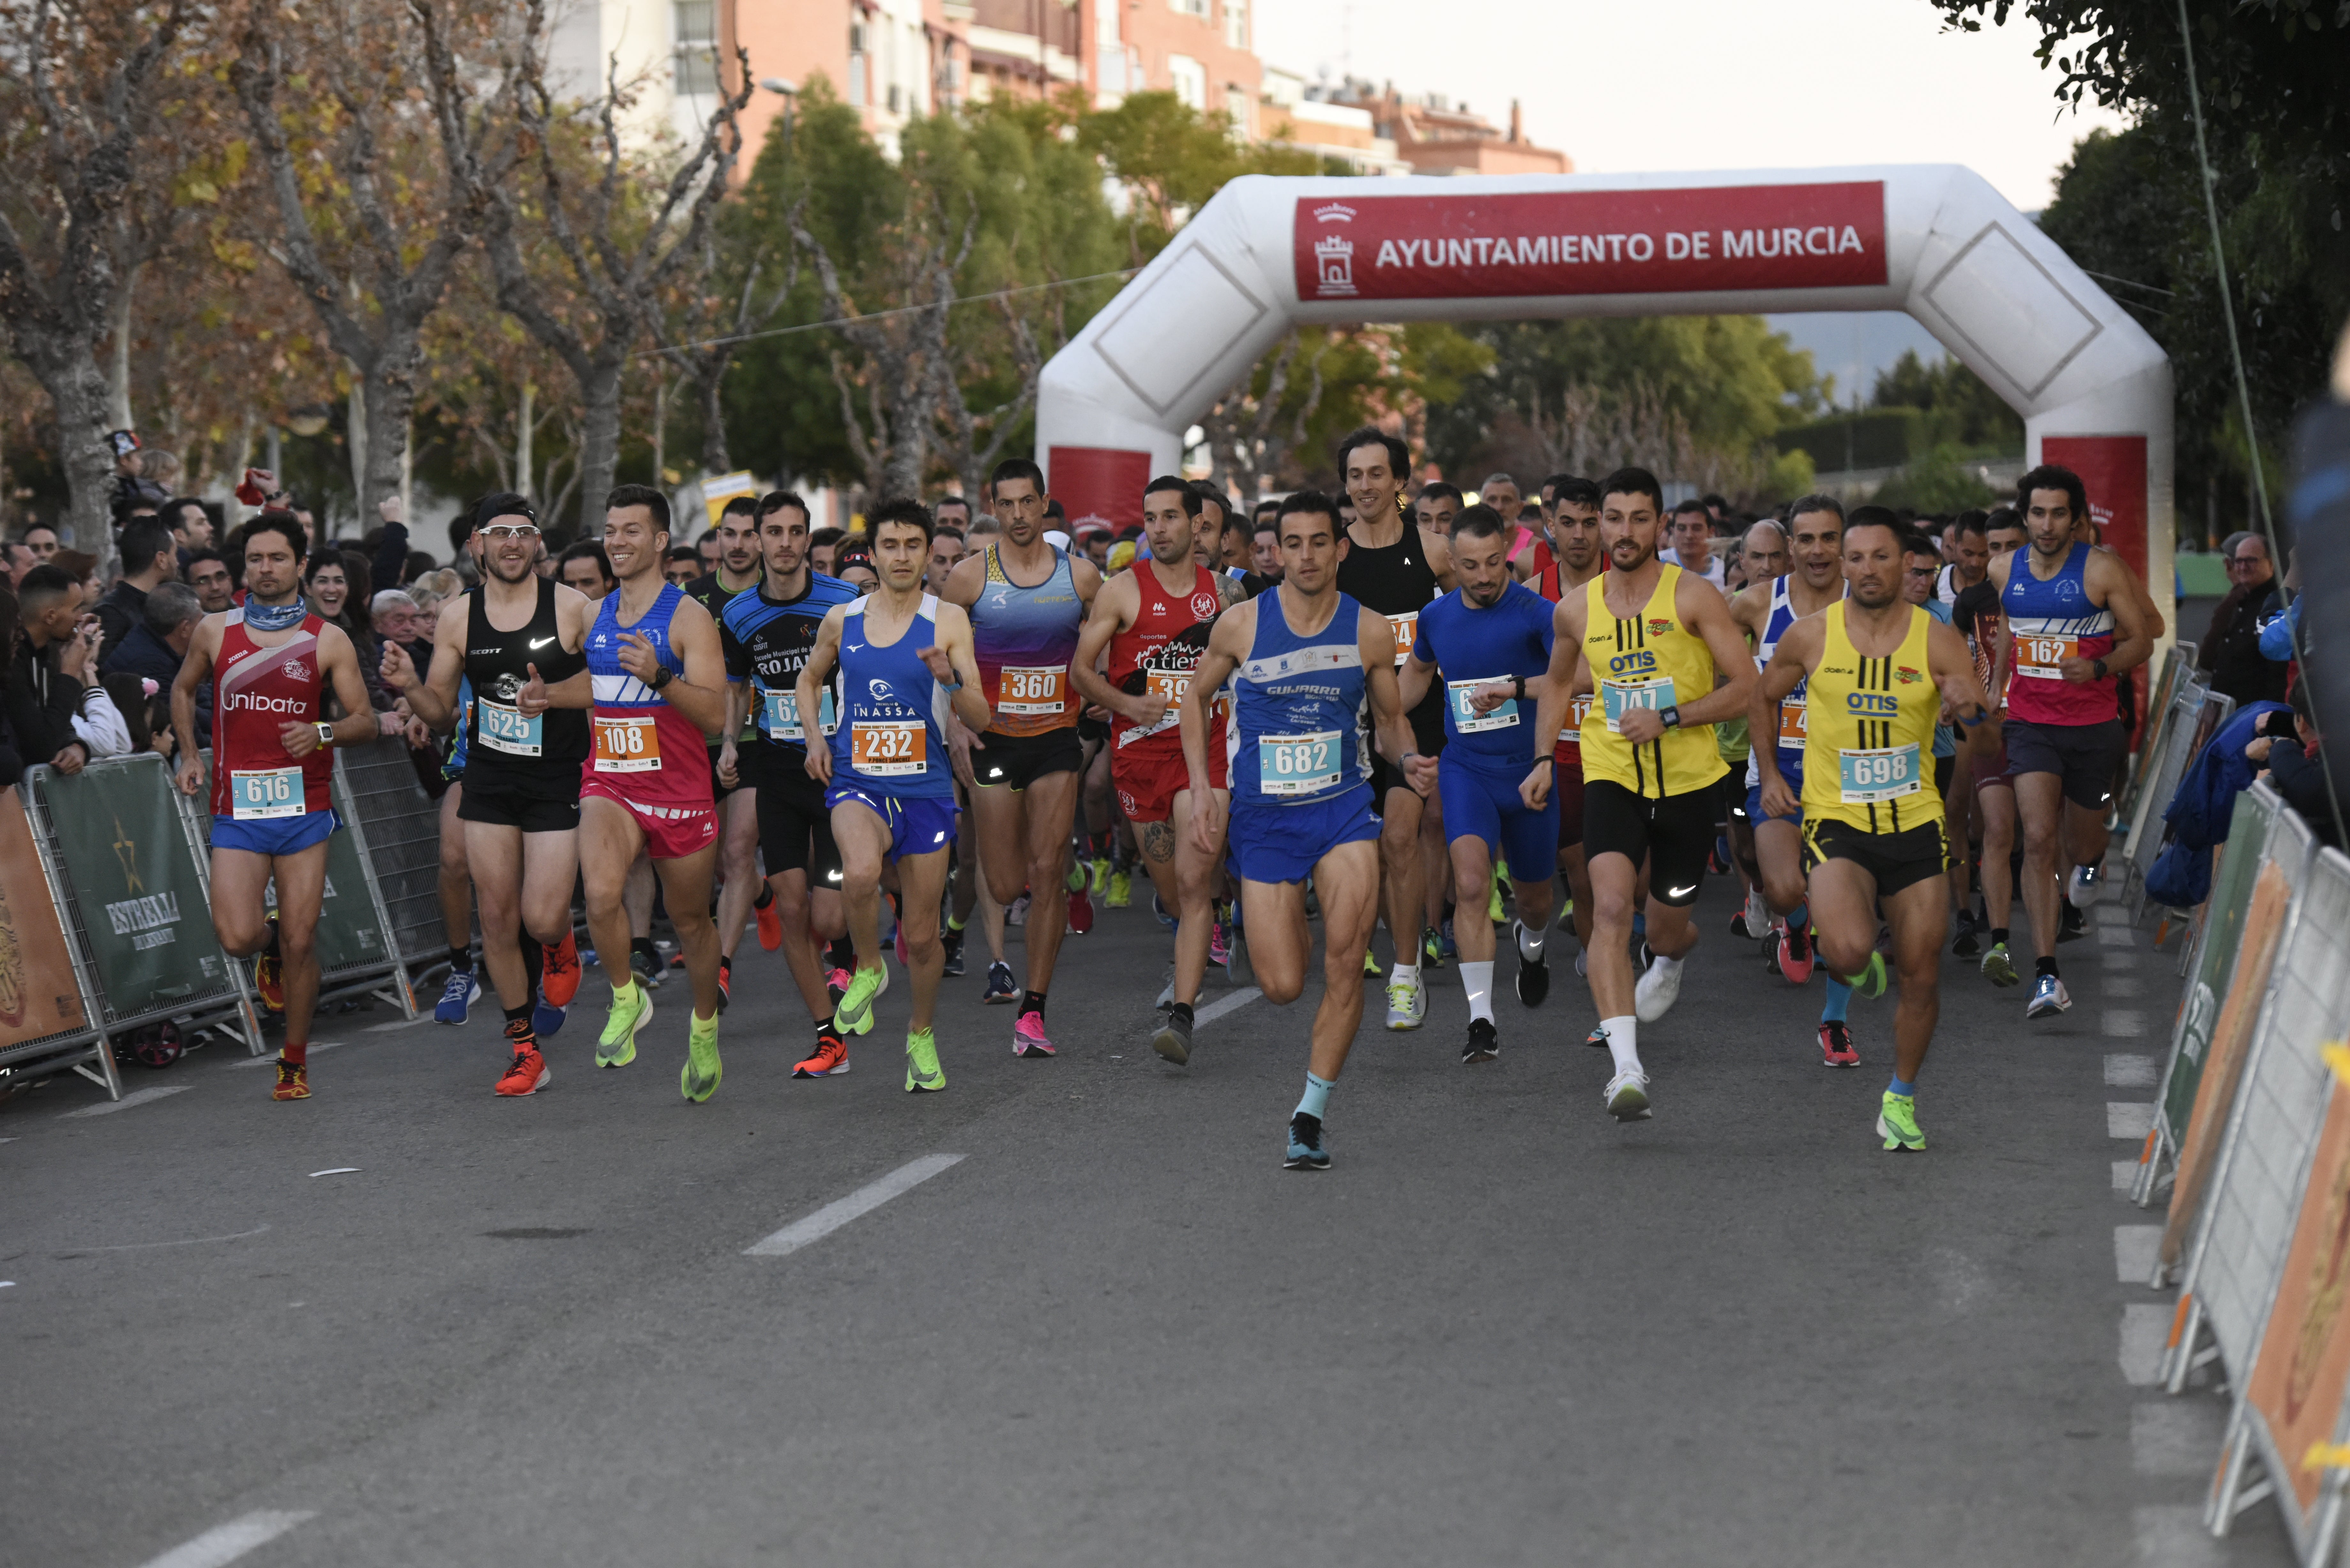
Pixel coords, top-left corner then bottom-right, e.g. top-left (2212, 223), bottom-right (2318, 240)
top-left (0, 788), bottom-right (88, 1048)
top-left (2244, 1078), bottom-right (2350, 1526)
top-left (2163, 860), bottom-right (2295, 1268)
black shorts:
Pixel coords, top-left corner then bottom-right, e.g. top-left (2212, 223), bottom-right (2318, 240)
top-left (1077, 712), bottom-right (1110, 748)
top-left (756, 768), bottom-right (841, 886)
top-left (708, 748), bottom-right (739, 804)
top-left (2002, 717), bottom-right (2125, 810)
top-left (973, 727), bottom-right (1084, 790)
top-left (456, 782), bottom-right (579, 834)
top-left (1581, 776), bottom-right (1718, 907)
top-left (1934, 753), bottom-right (1956, 800)
top-left (1802, 816), bottom-right (1950, 897)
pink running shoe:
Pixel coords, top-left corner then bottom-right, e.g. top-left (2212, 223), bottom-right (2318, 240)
top-left (1013, 1010), bottom-right (1055, 1057)
top-left (1208, 919), bottom-right (1230, 969)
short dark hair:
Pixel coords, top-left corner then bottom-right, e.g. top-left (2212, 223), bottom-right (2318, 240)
top-left (1415, 481), bottom-right (1465, 509)
top-left (1334, 426), bottom-right (1410, 480)
top-left (1144, 475), bottom-right (1202, 517)
top-left (1189, 481), bottom-right (1230, 524)
top-left (20, 521), bottom-right (58, 543)
top-left (1222, 511), bottom-right (1254, 543)
top-left (2016, 463), bottom-right (2088, 523)
top-left (1984, 506), bottom-right (2026, 537)
top-left (664, 545), bottom-right (701, 564)
top-left (1844, 504), bottom-right (1903, 544)
top-left (934, 494), bottom-right (972, 514)
top-left (757, 490), bottom-right (810, 526)
top-left (118, 516), bottom-right (174, 573)
top-left (17, 564), bottom-right (74, 612)
top-left (1549, 476), bottom-right (1601, 511)
top-left (1955, 509), bottom-right (1990, 541)
top-left (240, 511), bottom-right (307, 562)
top-left (1452, 503), bottom-right (1510, 545)
top-left (1785, 493), bottom-right (1846, 525)
top-left (1670, 498), bottom-right (1710, 521)
top-left (165, 497), bottom-right (211, 532)
top-left (1252, 498), bottom-right (1282, 524)
top-left (718, 494), bottom-right (758, 521)
top-left (1701, 493), bottom-right (1728, 512)
top-left (1598, 467), bottom-right (1665, 515)
top-left (182, 546), bottom-right (226, 577)
top-left (605, 483), bottom-right (671, 534)
top-left (988, 457), bottom-right (1045, 499)
top-left (558, 540), bottom-right (615, 587)
top-left (1276, 489), bottom-right (1342, 538)
top-left (869, 498), bottom-right (936, 545)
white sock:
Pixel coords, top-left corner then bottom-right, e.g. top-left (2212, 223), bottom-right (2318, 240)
top-left (1390, 961), bottom-right (1420, 991)
top-left (1462, 961), bottom-right (1495, 1024)
top-left (1603, 1014), bottom-right (1641, 1078)
top-left (1647, 953), bottom-right (1684, 986)
top-left (1516, 922), bottom-right (1546, 962)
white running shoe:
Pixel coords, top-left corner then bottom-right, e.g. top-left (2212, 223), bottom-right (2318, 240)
top-left (2067, 863), bottom-right (2104, 909)
top-left (1633, 955), bottom-right (1683, 1023)
top-left (1574, 949), bottom-right (1588, 978)
top-left (1605, 1070), bottom-right (1652, 1120)
top-left (1743, 885), bottom-right (1769, 938)
top-left (1385, 976), bottom-right (1427, 1030)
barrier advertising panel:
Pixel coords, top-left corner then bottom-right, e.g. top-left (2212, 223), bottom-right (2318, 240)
top-left (40, 755), bottom-right (233, 1018)
top-left (0, 788), bottom-right (88, 1051)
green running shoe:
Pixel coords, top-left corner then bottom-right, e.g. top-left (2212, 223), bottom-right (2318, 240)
top-left (681, 1010), bottom-right (722, 1103)
top-left (1980, 941), bottom-right (2020, 988)
top-left (1422, 925), bottom-right (1446, 971)
top-left (1363, 947), bottom-right (1381, 978)
top-left (1488, 876), bottom-right (1506, 926)
top-left (1843, 950), bottom-right (1888, 1000)
top-left (1066, 859), bottom-right (1089, 894)
top-left (905, 1028), bottom-right (946, 1092)
top-left (837, 962), bottom-right (889, 1033)
top-left (1878, 1090), bottom-right (1925, 1151)
top-left (596, 984), bottom-right (652, 1068)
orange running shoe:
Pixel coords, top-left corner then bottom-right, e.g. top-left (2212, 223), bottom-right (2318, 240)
top-left (793, 1032), bottom-right (850, 1078)
top-left (495, 1029), bottom-right (550, 1096)
top-left (271, 1057), bottom-right (309, 1100)
top-left (541, 930), bottom-right (581, 1008)
top-left (755, 889), bottom-right (783, 952)
top-left (254, 951), bottom-right (285, 1013)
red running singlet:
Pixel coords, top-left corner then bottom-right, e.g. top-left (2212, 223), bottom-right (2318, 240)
top-left (209, 610), bottom-right (335, 822)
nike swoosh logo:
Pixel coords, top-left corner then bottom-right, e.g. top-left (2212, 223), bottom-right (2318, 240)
top-left (529, 636), bottom-right (557, 649)
top-left (1667, 885), bottom-right (1697, 899)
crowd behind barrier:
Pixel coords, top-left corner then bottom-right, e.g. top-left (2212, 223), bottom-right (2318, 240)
top-left (0, 742), bottom-right (422, 1100)
top-left (2120, 715), bottom-right (2350, 1558)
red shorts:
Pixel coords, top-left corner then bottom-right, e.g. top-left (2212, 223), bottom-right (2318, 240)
top-left (582, 777), bottom-right (719, 859)
top-left (1554, 743), bottom-right (1586, 848)
top-left (1971, 728), bottom-right (2014, 793)
top-left (1112, 739), bottom-right (1229, 823)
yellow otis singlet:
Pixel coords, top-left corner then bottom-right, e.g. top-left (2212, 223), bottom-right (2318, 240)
top-left (1800, 601), bottom-right (1945, 835)
top-left (1577, 562), bottom-right (1726, 798)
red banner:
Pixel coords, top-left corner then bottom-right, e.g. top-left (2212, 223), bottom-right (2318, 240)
top-left (2041, 434), bottom-right (2150, 585)
top-left (1292, 182), bottom-right (1886, 304)
top-left (1047, 445), bottom-right (1152, 533)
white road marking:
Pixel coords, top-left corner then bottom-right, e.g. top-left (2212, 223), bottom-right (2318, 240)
top-left (2133, 1504), bottom-right (2224, 1567)
top-left (58, 1225), bottom-right (269, 1255)
top-left (2104, 1010), bottom-right (2147, 1038)
top-left (137, 1510), bottom-right (316, 1568)
top-left (746, 1154), bottom-right (966, 1258)
top-left (2099, 924), bottom-right (2135, 947)
top-left (229, 1042), bottom-right (340, 1069)
top-left (2104, 950), bottom-right (2142, 971)
top-left (2116, 1225), bottom-right (2164, 1283)
top-left (2133, 1401), bottom-right (2219, 1475)
top-left (2109, 1103), bottom-right (2157, 1141)
top-left (2107, 976), bottom-right (2144, 999)
top-left (2106, 1054), bottom-right (2157, 1087)
top-left (367, 1017), bottom-right (434, 1033)
top-left (59, 1086), bottom-right (190, 1118)
top-left (2115, 1160), bottom-right (2142, 1193)
top-left (309, 1168), bottom-right (358, 1178)
top-left (2119, 1305), bottom-right (2170, 1385)
top-left (1191, 988), bottom-right (1262, 1027)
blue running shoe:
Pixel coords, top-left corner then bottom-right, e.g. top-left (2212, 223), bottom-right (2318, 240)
top-left (2027, 973), bottom-right (2072, 1019)
top-left (532, 990), bottom-right (567, 1037)
top-left (1150, 891), bottom-right (1178, 931)
top-left (435, 969), bottom-right (481, 1025)
top-left (1284, 1112), bottom-right (1330, 1170)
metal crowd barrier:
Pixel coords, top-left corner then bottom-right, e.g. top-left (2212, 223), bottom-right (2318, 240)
top-left (2117, 643), bottom-right (2197, 832)
top-left (2121, 675), bottom-right (2210, 897)
top-left (331, 736), bottom-right (459, 984)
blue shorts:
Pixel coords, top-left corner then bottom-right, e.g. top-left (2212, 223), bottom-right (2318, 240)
top-left (1226, 785), bottom-right (1381, 886)
top-left (825, 784), bottom-right (957, 861)
top-left (1744, 755), bottom-right (1805, 827)
top-left (1438, 753), bottom-right (1558, 880)
top-left (212, 808), bottom-right (342, 857)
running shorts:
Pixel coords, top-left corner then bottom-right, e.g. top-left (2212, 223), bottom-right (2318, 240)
top-left (707, 747), bottom-right (739, 805)
top-left (1582, 778), bottom-right (1717, 907)
top-left (1227, 786), bottom-right (1381, 886)
top-left (1554, 758), bottom-right (1586, 850)
top-left (1972, 722), bottom-right (2013, 794)
top-left (2002, 717), bottom-right (2125, 810)
top-left (581, 777), bottom-right (718, 859)
top-left (1743, 758), bottom-right (1804, 828)
top-left (1112, 743), bottom-right (1228, 824)
top-left (212, 808), bottom-right (341, 858)
top-left (825, 783), bottom-right (958, 861)
top-left (457, 783), bottom-right (580, 834)
top-left (1802, 816), bottom-right (1950, 898)
top-left (1440, 752), bottom-right (1558, 881)
top-left (757, 771), bottom-right (841, 886)
top-left (973, 727), bottom-right (1084, 790)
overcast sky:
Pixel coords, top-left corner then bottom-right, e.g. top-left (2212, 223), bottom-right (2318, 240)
top-left (1256, 0), bottom-right (2127, 211)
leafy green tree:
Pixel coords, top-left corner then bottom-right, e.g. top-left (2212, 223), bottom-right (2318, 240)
top-left (1074, 90), bottom-right (1320, 263)
top-left (1869, 349), bottom-right (2024, 452)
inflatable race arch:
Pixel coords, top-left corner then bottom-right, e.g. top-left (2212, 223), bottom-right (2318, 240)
top-left (1034, 165), bottom-right (2172, 628)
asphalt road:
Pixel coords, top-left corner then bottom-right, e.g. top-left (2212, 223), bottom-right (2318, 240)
top-left (0, 872), bottom-right (2297, 1567)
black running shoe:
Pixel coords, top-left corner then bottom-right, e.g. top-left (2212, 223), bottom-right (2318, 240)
top-left (1462, 1018), bottom-right (1500, 1063)
top-left (1284, 1112), bottom-right (1330, 1170)
top-left (1512, 924), bottom-right (1549, 1007)
top-left (1151, 1008), bottom-right (1192, 1066)
top-left (2059, 900), bottom-right (2086, 942)
top-left (941, 927), bottom-right (966, 978)
top-left (1951, 911), bottom-right (1981, 959)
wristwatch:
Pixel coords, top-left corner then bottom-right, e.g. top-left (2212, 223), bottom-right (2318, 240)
top-left (650, 665), bottom-right (675, 690)
top-left (315, 721), bottom-right (335, 749)
top-left (2092, 657), bottom-right (2109, 681)
top-left (1511, 675), bottom-right (1529, 700)
top-left (1660, 705), bottom-right (1683, 730)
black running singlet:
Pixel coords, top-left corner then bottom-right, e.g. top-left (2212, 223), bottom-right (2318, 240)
top-left (1335, 523), bottom-right (1445, 751)
top-left (462, 577), bottom-right (589, 797)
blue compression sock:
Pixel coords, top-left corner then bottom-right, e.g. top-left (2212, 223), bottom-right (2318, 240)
top-left (1296, 1072), bottom-right (1334, 1120)
top-left (1889, 1075), bottom-right (1917, 1098)
top-left (1632, 912), bottom-right (1648, 938)
top-left (1822, 976), bottom-right (1851, 1024)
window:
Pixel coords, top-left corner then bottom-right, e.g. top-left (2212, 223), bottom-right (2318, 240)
top-left (1167, 53), bottom-right (1206, 109)
top-left (1170, 0), bottom-right (1208, 16)
top-left (1223, 0), bottom-right (1247, 49)
top-left (1223, 83), bottom-right (1249, 136)
top-left (848, 19), bottom-right (868, 108)
top-left (673, 1), bottom-right (718, 96)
